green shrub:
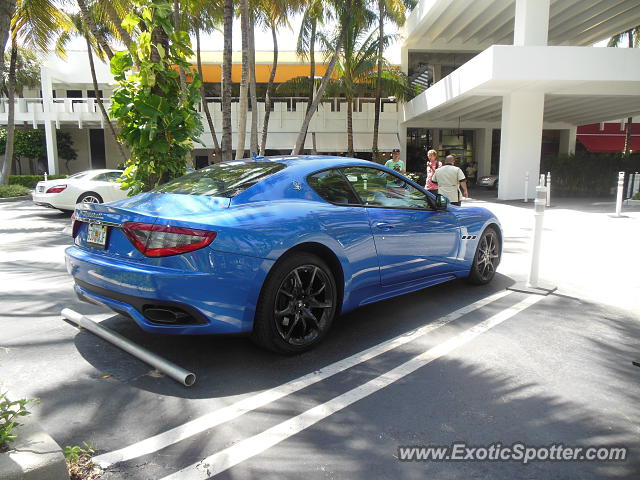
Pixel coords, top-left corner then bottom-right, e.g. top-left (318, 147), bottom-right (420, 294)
top-left (8, 174), bottom-right (67, 189)
top-left (0, 184), bottom-right (31, 198)
top-left (540, 152), bottom-right (640, 197)
top-left (633, 192), bottom-right (640, 200)
top-left (0, 392), bottom-right (38, 451)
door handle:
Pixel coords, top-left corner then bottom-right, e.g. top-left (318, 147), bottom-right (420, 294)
top-left (375, 222), bottom-right (395, 231)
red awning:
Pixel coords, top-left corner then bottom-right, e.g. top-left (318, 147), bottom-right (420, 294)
top-left (577, 135), bottom-right (640, 153)
top-left (577, 123), bottom-right (640, 153)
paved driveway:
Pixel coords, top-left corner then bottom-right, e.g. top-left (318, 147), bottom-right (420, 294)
top-left (0, 198), bottom-right (638, 479)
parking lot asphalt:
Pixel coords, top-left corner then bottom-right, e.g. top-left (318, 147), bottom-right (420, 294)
top-left (1, 196), bottom-right (639, 479)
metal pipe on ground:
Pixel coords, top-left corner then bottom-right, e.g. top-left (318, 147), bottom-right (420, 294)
top-left (61, 308), bottom-right (196, 387)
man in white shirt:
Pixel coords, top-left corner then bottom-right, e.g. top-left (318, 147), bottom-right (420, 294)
top-left (431, 155), bottom-right (468, 206)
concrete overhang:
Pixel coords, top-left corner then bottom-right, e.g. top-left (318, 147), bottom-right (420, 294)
top-left (404, 0), bottom-right (640, 50)
top-left (402, 45), bottom-right (640, 126)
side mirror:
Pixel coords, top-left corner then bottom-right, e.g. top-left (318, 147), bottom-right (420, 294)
top-left (435, 193), bottom-right (449, 210)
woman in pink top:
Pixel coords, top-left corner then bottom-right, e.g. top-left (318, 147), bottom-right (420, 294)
top-left (425, 149), bottom-right (441, 194)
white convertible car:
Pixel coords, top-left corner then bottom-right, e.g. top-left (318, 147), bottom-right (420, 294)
top-left (32, 169), bottom-right (127, 212)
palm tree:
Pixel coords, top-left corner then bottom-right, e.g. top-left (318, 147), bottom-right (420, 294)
top-left (296, 0), bottom-right (327, 151)
top-left (235, 0), bottom-right (250, 159)
top-left (372, 0), bottom-right (410, 162)
top-left (2, 0), bottom-right (71, 184)
top-left (291, 0), bottom-right (371, 155)
top-left (221, 0), bottom-right (233, 161)
top-left (76, 0), bottom-right (113, 60)
top-left (257, 0), bottom-right (297, 155)
top-left (56, 11), bottom-right (127, 163)
top-left (187, 0), bottom-right (222, 159)
top-left (608, 26), bottom-right (639, 161)
top-left (0, 0), bottom-right (16, 63)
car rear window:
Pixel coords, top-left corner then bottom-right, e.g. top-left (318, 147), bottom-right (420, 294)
top-left (154, 161), bottom-right (286, 197)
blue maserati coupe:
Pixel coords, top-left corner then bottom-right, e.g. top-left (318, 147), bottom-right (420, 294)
top-left (65, 156), bottom-right (502, 354)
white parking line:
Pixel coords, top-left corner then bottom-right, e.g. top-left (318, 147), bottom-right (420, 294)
top-left (161, 294), bottom-right (543, 480)
top-left (95, 290), bottom-right (512, 468)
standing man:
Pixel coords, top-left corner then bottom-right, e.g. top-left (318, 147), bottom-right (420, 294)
top-left (431, 155), bottom-right (469, 206)
top-left (384, 148), bottom-right (405, 174)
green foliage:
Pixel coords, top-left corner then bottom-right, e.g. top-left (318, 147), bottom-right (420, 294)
top-left (541, 151), bottom-right (640, 197)
top-left (13, 129), bottom-right (46, 160)
top-left (633, 192), bottom-right (640, 200)
top-left (64, 442), bottom-right (100, 480)
top-left (110, 0), bottom-right (204, 195)
top-left (0, 184), bottom-right (31, 197)
top-left (0, 392), bottom-right (38, 450)
top-left (0, 127), bottom-right (77, 165)
top-left (1, 48), bottom-right (40, 97)
top-left (8, 175), bottom-right (67, 189)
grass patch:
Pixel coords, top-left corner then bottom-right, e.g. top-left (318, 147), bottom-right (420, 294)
top-left (0, 184), bottom-right (31, 198)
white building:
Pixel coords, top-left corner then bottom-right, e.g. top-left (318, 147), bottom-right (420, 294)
top-left (401, 0), bottom-right (640, 199)
top-left (0, 50), bottom-right (401, 175)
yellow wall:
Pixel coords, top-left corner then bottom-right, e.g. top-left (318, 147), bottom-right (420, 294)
top-left (192, 64), bottom-right (332, 83)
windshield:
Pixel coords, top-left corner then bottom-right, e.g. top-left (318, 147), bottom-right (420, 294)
top-left (154, 161), bottom-right (286, 197)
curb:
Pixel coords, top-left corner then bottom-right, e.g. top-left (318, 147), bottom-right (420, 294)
top-left (0, 195), bottom-right (31, 203)
top-left (0, 417), bottom-right (69, 480)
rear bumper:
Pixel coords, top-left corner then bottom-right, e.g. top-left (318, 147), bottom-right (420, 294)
top-left (32, 192), bottom-right (74, 210)
top-left (65, 245), bottom-right (274, 334)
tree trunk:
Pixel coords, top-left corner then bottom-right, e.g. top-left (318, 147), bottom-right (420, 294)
top-left (1, 39), bottom-right (17, 185)
top-left (248, 17), bottom-right (258, 155)
top-left (86, 36), bottom-right (127, 163)
top-left (196, 27), bottom-right (221, 160)
top-left (372, 0), bottom-right (384, 162)
top-left (623, 29), bottom-right (633, 161)
top-left (235, 0), bottom-right (250, 160)
top-left (173, 0), bottom-right (187, 94)
top-left (221, 0), bottom-right (233, 161)
top-left (260, 24), bottom-right (278, 155)
top-left (76, 0), bottom-right (113, 60)
top-left (292, 33), bottom-right (344, 155)
top-left (347, 96), bottom-right (354, 156)
top-left (0, 0), bottom-right (15, 76)
top-left (300, 20), bottom-right (317, 151)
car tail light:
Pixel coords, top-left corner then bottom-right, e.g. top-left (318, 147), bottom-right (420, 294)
top-left (46, 184), bottom-right (67, 193)
top-left (71, 212), bottom-right (82, 238)
top-left (121, 222), bottom-right (217, 257)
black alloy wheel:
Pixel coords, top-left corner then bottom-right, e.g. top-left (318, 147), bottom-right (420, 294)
top-left (467, 227), bottom-right (501, 285)
top-left (253, 253), bottom-right (337, 354)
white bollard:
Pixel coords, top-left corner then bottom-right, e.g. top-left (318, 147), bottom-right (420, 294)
top-left (44, 172), bottom-right (48, 181)
top-left (539, 174), bottom-right (545, 186)
top-left (527, 185), bottom-right (547, 289)
top-left (524, 171), bottom-right (529, 203)
top-left (615, 171), bottom-right (625, 217)
top-left (546, 172), bottom-right (551, 207)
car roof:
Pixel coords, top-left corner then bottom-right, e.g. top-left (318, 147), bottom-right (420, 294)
top-left (234, 155), bottom-right (380, 174)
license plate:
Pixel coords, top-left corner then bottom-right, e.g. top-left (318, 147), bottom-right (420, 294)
top-left (87, 223), bottom-right (108, 249)
top-left (37, 186), bottom-right (44, 192)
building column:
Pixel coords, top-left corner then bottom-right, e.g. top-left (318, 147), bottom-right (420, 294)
top-left (475, 128), bottom-right (492, 177)
top-left (40, 67), bottom-right (58, 174)
top-left (514, 0), bottom-right (550, 46)
top-left (398, 124), bottom-right (407, 167)
top-left (559, 127), bottom-right (577, 156)
top-left (497, 92), bottom-right (544, 200)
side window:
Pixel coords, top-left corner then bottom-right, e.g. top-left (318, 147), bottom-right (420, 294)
top-left (92, 173), bottom-right (107, 182)
top-left (307, 169), bottom-right (359, 205)
top-left (105, 172), bottom-right (122, 182)
top-left (341, 167), bottom-right (432, 210)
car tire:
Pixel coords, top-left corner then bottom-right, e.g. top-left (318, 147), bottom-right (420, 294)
top-left (77, 192), bottom-right (103, 204)
top-left (467, 227), bottom-right (501, 285)
top-left (252, 253), bottom-right (337, 355)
